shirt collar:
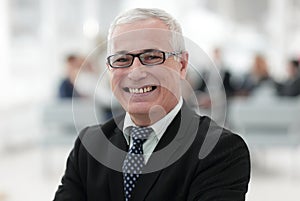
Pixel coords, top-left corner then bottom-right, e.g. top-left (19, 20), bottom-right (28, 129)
top-left (123, 97), bottom-right (183, 145)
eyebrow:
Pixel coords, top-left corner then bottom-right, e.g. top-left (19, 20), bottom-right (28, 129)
top-left (114, 49), bottom-right (159, 55)
top-left (114, 50), bottom-right (129, 54)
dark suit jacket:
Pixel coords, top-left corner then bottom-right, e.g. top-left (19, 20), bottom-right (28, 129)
top-left (54, 104), bottom-right (250, 201)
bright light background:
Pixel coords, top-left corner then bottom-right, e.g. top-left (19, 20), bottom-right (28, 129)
top-left (0, 0), bottom-right (300, 200)
top-left (1, 0), bottom-right (300, 107)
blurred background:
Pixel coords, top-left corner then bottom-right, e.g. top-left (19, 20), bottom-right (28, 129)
top-left (1, 0), bottom-right (300, 200)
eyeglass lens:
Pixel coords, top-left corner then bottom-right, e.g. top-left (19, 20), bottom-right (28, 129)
top-left (109, 50), bottom-right (165, 68)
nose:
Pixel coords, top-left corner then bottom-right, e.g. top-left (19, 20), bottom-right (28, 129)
top-left (127, 57), bottom-right (147, 81)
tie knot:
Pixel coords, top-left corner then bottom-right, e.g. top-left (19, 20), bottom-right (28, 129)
top-left (130, 126), bottom-right (153, 143)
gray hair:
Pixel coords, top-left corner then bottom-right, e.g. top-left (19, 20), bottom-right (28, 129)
top-left (107, 8), bottom-right (185, 52)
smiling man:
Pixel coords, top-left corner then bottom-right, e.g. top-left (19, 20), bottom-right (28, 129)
top-left (107, 16), bottom-right (188, 127)
top-left (54, 8), bottom-right (250, 201)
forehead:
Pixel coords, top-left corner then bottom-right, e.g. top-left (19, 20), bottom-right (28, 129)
top-left (109, 19), bottom-right (173, 53)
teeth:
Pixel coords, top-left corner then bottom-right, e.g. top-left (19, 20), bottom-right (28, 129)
top-left (128, 86), bottom-right (153, 94)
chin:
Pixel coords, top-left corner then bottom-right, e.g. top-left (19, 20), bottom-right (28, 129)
top-left (127, 103), bottom-right (152, 115)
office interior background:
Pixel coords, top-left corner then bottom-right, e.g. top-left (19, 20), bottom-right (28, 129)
top-left (1, 0), bottom-right (300, 200)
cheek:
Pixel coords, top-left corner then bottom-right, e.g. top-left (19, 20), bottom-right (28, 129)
top-left (110, 71), bottom-right (123, 91)
top-left (161, 64), bottom-right (182, 82)
top-left (154, 67), bottom-right (181, 93)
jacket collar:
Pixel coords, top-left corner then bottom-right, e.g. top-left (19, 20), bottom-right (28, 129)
top-left (106, 102), bottom-right (200, 201)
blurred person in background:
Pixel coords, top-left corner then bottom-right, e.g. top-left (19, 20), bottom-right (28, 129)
top-left (53, 8), bottom-right (250, 201)
top-left (58, 53), bottom-right (99, 99)
top-left (196, 47), bottom-right (237, 108)
top-left (210, 47), bottom-right (237, 97)
top-left (237, 54), bottom-right (273, 96)
top-left (276, 58), bottom-right (300, 97)
top-left (58, 54), bottom-right (84, 98)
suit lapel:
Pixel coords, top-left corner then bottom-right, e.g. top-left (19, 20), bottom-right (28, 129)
top-left (105, 103), bottom-right (199, 201)
top-left (102, 116), bottom-right (128, 201)
top-left (131, 103), bottom-right (199, 201)
top-left (132, 124), bottom-right (180, 201)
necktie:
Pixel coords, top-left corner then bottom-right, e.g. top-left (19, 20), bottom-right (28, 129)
top-left (122, 126), bottom-right (153, 201)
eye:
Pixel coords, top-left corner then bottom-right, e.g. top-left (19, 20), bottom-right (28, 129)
top-left (111, 55), bottom-right (131, 64)
top-left (142, 51), bottom-right (164, 63)
top-left (114, 57), bottom-right (128, 63)
top-left (145, 55), bottom-right (162, 60)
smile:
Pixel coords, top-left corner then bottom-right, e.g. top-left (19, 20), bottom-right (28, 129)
top-left (124, 86), bottom-right (157, 94)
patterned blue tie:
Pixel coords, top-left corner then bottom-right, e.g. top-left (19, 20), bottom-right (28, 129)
top-left (122, 126), bottom-right (153, 201)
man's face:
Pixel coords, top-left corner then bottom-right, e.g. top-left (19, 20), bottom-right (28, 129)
top-left (108, 19), bottom-right (188, 124)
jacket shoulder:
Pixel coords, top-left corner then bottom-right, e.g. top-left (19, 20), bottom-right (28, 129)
top-left (196, 116), bottom-right (249, 160)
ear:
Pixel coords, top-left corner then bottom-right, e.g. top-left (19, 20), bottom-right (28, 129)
top-left (179, 51), bottom-right (189, 79)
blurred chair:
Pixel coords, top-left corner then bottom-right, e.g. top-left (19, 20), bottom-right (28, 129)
top-left (229, 97), bottom-right (300, 147)
top-left (41, 99), bottom-right (101, 174)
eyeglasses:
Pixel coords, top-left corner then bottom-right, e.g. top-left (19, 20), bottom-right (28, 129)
top-left (107, 49), bottom-right (182, 68)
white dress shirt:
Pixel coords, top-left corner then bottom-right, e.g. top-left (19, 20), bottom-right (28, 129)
top-left (123, 97), bottom-right (183, 163)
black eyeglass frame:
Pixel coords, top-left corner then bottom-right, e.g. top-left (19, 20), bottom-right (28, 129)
top-left (107, 49), bottom-right (182, 68)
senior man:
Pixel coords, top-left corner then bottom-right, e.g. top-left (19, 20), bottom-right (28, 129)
top-left (54, 8), bottom-right (250, 201)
